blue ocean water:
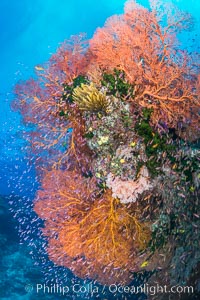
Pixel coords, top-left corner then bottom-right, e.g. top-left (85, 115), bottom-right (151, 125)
top-left (0, 0), bottom-right (200, 299)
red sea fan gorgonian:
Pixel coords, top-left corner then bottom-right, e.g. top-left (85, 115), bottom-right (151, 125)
top-left (13, 0), bottom-right (200, 289)
top-left (88, 0), bottom-right (200, 137)
top-left (34, 170), bottom-right (150, 285)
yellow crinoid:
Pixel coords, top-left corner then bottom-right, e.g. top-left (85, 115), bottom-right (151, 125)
top-left (72, 82), bottom-right (109, 113)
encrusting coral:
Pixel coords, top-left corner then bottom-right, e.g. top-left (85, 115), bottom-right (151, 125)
top-left (106, 166), bottom-right (155, 204)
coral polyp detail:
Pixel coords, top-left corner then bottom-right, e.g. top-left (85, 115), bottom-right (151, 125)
top-left (14, 0), bottom-right (200, 289)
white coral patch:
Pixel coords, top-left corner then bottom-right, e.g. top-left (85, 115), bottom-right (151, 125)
top-left (106, 166), bottom-right (154, 203)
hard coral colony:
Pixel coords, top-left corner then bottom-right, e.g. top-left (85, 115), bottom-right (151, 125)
top-left (14, 0), bottom-right (200, 290)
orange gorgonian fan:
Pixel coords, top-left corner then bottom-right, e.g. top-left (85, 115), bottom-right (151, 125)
top-left (13, 0), bottom-right (200, 288)
top-left (12, 34), bottom-right (92, 171)
top-left (89, 0), bottom-right (200, 137)
top-left (13, 0), bottom-right (200, 171)
top-left (34, 170), bottom-right (150, 284)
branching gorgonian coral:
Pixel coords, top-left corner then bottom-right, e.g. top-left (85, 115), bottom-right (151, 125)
top-left (34, 171), bottom-right (151, 284)
top-left (14, 0), bottom-right (200, 292)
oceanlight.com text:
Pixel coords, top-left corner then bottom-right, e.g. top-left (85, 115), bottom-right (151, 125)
top-left (24, 282), bottom-right (194, 297)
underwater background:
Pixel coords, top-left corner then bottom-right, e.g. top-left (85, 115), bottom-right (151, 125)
top-left (0, 0), bottom-right (200, 299)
